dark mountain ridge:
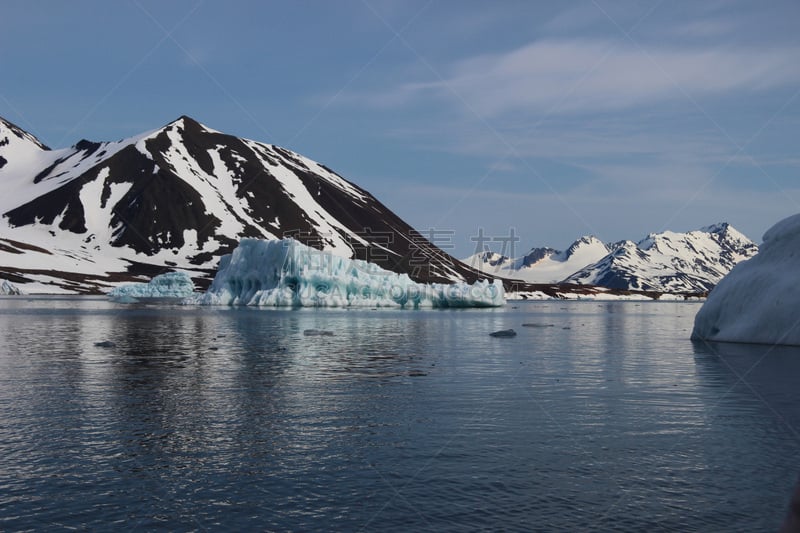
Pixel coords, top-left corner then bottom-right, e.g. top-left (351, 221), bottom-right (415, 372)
top-left (0, 115), bottom-right (488, 293)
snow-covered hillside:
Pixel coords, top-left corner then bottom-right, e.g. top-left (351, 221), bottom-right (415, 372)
top-left (463, 236), bottom-right (609, 283)
top-left (565, 223), bottom-right (757, 293)
top-left (0, 116), bottom-right (489, 293)
top-left (465, 224), bottom-right (756, 294)
top-left (692, 214), bottom-right (800, 345)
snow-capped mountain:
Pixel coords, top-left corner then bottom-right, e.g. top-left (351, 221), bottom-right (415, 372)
top-left (464, 225), bottom-right (757, 294)
top-left (463, 235), bottom-right (610, 283)
top-left (564, 223), bottom-right (758, 293)
top-left (0, 115), bottom-right (487, 293)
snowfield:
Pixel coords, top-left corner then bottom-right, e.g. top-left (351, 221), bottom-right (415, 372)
top-left (462, 236), bottom-right (609, 284)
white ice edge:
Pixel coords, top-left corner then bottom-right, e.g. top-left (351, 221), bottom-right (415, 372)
top-left (189, 238), bottom-right (504, 308)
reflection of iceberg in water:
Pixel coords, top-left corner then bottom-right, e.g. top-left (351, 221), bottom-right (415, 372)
top-left (192, 238), bottom-right (504, 308)
top-left (692, 339), bottom-right (800, 427)
top-left (691, 339), bottom-right (800, 529)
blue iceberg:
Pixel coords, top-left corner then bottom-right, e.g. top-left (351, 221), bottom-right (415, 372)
top-left (193, 238), bottom-right (504, 308)
top-left (109, 271), bottom-right (196, 300)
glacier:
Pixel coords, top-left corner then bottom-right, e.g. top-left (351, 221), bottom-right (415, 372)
top-left (108, 271), bottom-right (196, 300)
top-left (193, 238), bottom-right (504, 308)
top-left (691, 213), bottom-right (800, 346)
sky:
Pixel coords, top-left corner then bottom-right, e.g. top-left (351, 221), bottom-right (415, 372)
top-left (2, 0), bottom-right (799, 258)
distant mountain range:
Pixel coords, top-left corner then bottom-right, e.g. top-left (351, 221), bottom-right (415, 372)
top-left (0, 115), bottom-right (487, 293)
top-left (463, 223), bottom-right (758, 294)
top-left (463, 235), bottom-right (610, 284)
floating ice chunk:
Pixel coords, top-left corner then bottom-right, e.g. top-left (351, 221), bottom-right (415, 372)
top-left (692, 213), bottom-right (800, 345)
top-left (94, 341), bottom-right (116, 348)
top-left (109, 271), bottom-right (196, 300)
top-left (0, 280), bottom-right (21, 295)
top-left (192, 238), bottom-right (504, 308)
top-left (304, 329), bottom-right (335, 336)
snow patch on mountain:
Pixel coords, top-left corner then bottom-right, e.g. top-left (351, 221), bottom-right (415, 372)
top-left (462, 235), bottom-right (609, 283)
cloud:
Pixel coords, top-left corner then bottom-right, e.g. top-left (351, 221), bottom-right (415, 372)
top-left (369, 39), bottom-right (800, 117)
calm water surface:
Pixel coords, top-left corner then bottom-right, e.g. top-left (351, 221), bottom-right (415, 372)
top-left (0, 297), bottom-right (798, 531)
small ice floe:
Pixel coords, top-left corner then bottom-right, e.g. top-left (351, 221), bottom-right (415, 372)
top-left (303, 329), bottom-right (335, 337)
top-left (108, 272), bottom-right (196, 301)
top-left (490, 329), bottom-right (517, 338)
top-left (522, 323), bottom-right (554, 328)
top-left (94, 341), bottom-right (116, 348)
top-left (1, 280), bottom-right (22, 295)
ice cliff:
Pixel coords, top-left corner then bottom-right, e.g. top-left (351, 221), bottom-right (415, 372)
top-left (193, 238), bottom-right (504, 308)
top-left (692, 213), bottom-right (800, 346)
top-left (109, 271), bottom-right (196, 300)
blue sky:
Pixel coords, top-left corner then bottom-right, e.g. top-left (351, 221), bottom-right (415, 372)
top-left (2, 0), bottom-right (799, 257)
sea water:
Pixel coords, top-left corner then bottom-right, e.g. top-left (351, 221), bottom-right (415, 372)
top-left (0, 297), bottom-right (798, 531)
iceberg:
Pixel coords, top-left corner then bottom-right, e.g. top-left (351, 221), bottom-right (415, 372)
top-left (691, 213), bottom-right (800, 345)
top-left (109, 271), bottom-right (196, 300)
top-left (193, 238), bottom-right (504, 308)
top-left (1, 279), bottom-right (21, 295)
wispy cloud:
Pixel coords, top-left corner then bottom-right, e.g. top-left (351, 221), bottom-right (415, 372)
top-left (363, 39), bottom-right (800, 117)
top-left (382, 115), bottom-right (733, 168)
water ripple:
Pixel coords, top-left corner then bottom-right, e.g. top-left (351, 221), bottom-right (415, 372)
top-left (0, 299), bottom-right (797, 531)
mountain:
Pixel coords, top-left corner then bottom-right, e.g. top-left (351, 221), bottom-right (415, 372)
top-left (0, 116), bottom-right (489, 293)
top-left (462, 235), bottom-right (610, 283)
top-left (564, 223), bottom-right (758, 293)
top-left (463, 225), bottom-right (757, 295)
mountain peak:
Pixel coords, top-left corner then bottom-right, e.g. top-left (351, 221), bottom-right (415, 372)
top-left (0, 116), bottom-right (50, 151)
top-left (699, 222), bottom-right (734, 235)
top-left (564, 225), bottom-right (758, 292)
top-left (156, 115), bottom-right (226, 140)
top-left (562, 235), bottom-right (608, 259)
top-left (172, 114), bottom-right (201, 126)
top-left (163, 114), bottom-right (206, 131)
